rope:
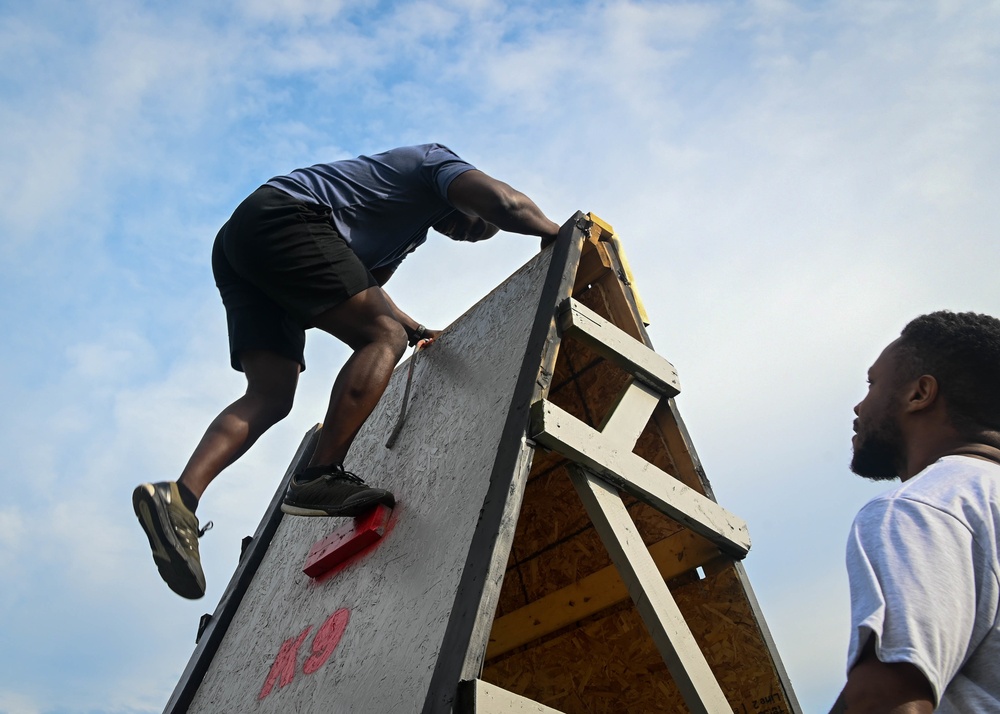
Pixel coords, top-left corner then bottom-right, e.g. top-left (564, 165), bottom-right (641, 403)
top-left (385, 339), bottom-right (431, 449)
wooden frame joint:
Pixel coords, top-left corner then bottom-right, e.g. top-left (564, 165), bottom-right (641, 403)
top-left (556, 298), bottom-right (679, 397)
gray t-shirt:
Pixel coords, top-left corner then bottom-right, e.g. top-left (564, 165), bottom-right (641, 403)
top-left (266, 144), bottom-right (476, 271)
top-left (846, 455), bottom-right (1000, 711)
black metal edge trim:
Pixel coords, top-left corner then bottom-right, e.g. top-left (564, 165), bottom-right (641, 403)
top-left (421, 213), bottom-right (588, 713)
top-left (162, 426), bottom-right (320, 713)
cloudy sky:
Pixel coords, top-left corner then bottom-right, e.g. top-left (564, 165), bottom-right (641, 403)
top-left (1, 0), bottom-right (998, 712)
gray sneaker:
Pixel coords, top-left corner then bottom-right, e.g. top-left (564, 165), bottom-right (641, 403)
top-left (281, 464), bottom-right (395, 517)
top-left (132, 482), bottom-right (212, 599)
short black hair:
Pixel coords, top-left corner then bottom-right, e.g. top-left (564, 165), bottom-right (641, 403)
top-left (896, 310), bottom-right (1000, 433)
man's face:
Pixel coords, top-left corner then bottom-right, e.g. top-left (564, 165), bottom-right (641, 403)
top-left (851, 339), bottom-right (908, 481)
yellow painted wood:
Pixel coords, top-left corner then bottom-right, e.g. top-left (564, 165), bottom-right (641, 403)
top-left (586, 212), bottom-right (649, 327)
top-left (486, 529), bottom-right (720, 659)
top-left (572, 240), bottom-right (613, 293)
top-left (586, 212), bottom-right (616, 238)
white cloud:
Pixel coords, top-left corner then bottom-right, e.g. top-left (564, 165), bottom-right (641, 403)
top-left (0, 3), bottom-right (239, 264)
top-left (0, 509), bottom-right (26, 585)
top-left (65, 331), bottom-right (157, 383)
top-left (237, 0), bottom-right (352, 27)
top-left (2, 1), bottom-right (999, 712)
top-left (0, 691), bottom-right (41, 714)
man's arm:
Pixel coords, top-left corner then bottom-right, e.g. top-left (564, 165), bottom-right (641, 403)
top-left (446, 170), bottom-right (560, 245)
top-left (831, 638), bottom-right (934, 713)
top-left (370, 265), bottom-right (396, 287)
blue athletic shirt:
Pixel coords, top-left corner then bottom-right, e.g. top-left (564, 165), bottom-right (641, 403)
top-left (265, 144), bottom-right (476, 271)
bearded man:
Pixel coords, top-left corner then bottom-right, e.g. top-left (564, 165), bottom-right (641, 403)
top-left (832, 311), bottom-right (1000, 713)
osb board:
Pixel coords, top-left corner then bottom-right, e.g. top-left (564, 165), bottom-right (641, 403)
top-left (184, 250), bottom-right (554, 714)
top-left (497, 469), bottom-right (691, 610)
top-left (484, 566), bottom-right (792, 714)
top-left (495, 278), bottom-right (695, 617)
top-left (486, 236), bottom-right (795, 713)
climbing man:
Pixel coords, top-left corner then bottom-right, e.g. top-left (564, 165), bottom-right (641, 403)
top-left (831, 310), bottom-right (1000, 712)
top-left (133, 144), bottom-right (561, 599)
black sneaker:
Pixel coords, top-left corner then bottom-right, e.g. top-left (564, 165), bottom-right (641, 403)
top-left (281, 464), bottom-right (395, 517)
top-left (132, 482), bottom-right (212, 599)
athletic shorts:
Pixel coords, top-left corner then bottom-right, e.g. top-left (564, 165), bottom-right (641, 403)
top-left (212, 185), bottom-right (379, 372)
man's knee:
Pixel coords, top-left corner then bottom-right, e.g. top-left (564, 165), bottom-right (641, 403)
top-left (244, 383), bottom-right (296, 424)
top-left (370, 315), bottom-right (408, 359)
top-left (311, 288), bottom-right (408, 354)
top-left (265, 390), bottom-right (296, 422)
top-left (240, 350), bottom-right (300, 423)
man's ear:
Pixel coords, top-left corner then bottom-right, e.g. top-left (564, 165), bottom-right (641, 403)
top-left (904, 374), bottom-right (939, 414)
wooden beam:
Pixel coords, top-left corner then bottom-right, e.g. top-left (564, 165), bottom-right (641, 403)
top-left (486, 529), bottom-right (721, 659)
top-left (585, 212), bottom-right (615, 239)
top-left (569, 467), bottom-right (732, 714)
top-left (573, 239), bottom-right (613, 294)
top-left (530, 399), bottom-right (750, 558)
top-left (557, 298), bottom-right (679, 398)
top-left (456, 680), bottom-right (566, 713)
top-left (598, 379), bottom-right (661, 451)
top-left (584, 213), bottom-right (649, 327)
top-left (652, 398), bottom-right (716, 495)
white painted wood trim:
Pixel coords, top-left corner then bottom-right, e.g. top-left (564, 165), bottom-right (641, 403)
top-left (459, 680), bottom-right (566, 713)
top-left (598, 379), bottom-right (662, 451)
top-left (531, 399), bottom-right (750, 558)
top-left (569, 467), bottom-right (732, 714)
top-left (557, 298), bottom-right (680, 397)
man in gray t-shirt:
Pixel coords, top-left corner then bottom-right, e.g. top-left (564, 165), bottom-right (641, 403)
top-left (132, 144), bottom-right (561, 599)
top-left (831, 311), bottom-right (1000, 712)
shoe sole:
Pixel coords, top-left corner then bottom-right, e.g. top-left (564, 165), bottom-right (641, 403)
top-left (132, 484), bottom-right (206, 599)
top-left (281, 492), bottom-right (395, 518)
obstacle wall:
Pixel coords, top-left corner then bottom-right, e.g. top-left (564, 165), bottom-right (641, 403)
top-left (165, 213), bottom-right (799, 714)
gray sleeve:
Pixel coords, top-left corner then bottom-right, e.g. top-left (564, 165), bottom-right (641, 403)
top-left (422, 145), bottom-right (476, 200)
top-left (845, 497), bottom-right (978, 704)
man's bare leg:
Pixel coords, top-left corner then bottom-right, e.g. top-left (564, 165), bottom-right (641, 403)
top-left (177, 350), bottom-right (301, 499)
top-left (307, 286), bottom-right (409, 468)
top-left (134, 350), bottom-right (299, 599)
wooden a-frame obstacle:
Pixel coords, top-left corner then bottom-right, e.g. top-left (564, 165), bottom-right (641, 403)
top-left (165, 213), bottom-right (801, 713)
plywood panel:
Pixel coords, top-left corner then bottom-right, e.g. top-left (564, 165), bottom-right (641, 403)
top-left (186, 250), bottom-right (554, 714)
top-left (485, 566), bottom-right (792, 714)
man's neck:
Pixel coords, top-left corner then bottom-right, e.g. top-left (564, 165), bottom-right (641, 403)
top-left (947, 442), bottom-right (1000, 467)
top-left (904, 434), bottom-right (1000, 479)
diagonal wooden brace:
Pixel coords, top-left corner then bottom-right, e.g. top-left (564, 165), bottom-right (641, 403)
top-left (530, 399), bottom-right (750, 559)
top-left (456, 679), bottom-right (567, 713)
top-left (598, 379), bottom-right (662, 451)
top-left (557, 298), bottom-right (680, 397)
top-left (569, 466), bottom-right (731, 714)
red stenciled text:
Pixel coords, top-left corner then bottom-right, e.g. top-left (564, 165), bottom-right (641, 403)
top-left (259, 608), bottom-right (351, 700)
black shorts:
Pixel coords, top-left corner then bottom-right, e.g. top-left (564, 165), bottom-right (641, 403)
top-left (212, 185), bottom-right (379, 372)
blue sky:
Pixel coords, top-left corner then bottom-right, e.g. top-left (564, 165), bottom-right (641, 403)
top-left (2, 0), bottom-right (999, 711)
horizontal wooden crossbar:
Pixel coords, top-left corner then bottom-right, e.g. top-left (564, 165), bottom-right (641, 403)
top-left (557, 298), bottom-right (679, 397)
top-left (486, 529), bottom-right (721, 659)
top-left (530, 399), bottom-right (750, 558)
